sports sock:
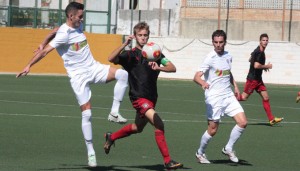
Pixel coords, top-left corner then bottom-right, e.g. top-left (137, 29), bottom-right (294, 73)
top-left (111, 124), bottom-right (135, 140)
top-left (197, 130), bottom-right (212, 155)
top-left (111, 69), bottom-right (128, 113)
top-left (82, 109), bottom-right (95, 155)
top-left (262, 99), bottom-right (274, 121)
top-left (225, 125), bottom-right (245, 152)
top-left (154, 130), bottom-right (171, 164)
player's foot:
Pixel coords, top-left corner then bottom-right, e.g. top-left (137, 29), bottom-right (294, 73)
top-left (108, 112), bottom-right (127, 124)
top-left (164, 160), bottom-right (183, 170)
top-left (195, 152), bottom-right (210, 164)
top-left (88, 154), bottom-right (97, 167)
top-left (222, 147), bottom-right (239, 163)
top-left (269, 117), bottom-right (284, 126)
top-left (104, 132), bottom-right (114, 154)
top-left (296, 92), bottom-right (300, 103)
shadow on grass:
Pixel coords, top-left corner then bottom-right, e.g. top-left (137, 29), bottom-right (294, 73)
top-left (41, 164), bottom-right (191, 171)
top-left (210, 159), bottom-right (252, 166)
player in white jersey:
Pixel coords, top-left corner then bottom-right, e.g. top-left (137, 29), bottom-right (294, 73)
top-left (16, 2), bottom-right (128, 167)
top-left (193, 30), bottom-right (247, 164)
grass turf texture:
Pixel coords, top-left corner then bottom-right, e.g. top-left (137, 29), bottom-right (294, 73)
top-left (0, 74), bottom-right (300, 171)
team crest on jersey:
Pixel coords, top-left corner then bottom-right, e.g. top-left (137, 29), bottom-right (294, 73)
top-left (142, 103), bottom-right (149, 109)
top-left (215, 69), bottom-right (230, 76)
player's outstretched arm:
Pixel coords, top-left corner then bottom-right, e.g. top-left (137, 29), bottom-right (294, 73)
top-left (33, 27), bottom-right (59, 55)
top-left (16, 45), bottom-right (55, 78)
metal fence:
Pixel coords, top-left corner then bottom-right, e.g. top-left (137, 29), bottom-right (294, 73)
top-left (187, 0), bottom-right (300, 10)
top-left (0, 0), bottom-right (113, 34)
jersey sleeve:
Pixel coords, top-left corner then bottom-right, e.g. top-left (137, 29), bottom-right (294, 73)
top-left (49, 30), bottom-right (69, 48)
top-left (198, 56), bottom-right (211, 73)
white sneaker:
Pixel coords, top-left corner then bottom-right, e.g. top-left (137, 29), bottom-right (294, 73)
top-left (108, 112), bottom-right (127, 123)
top-left (195, 152), bottom-right (211, 164)
top-left (222, 147), bottom-right (239, 163)
top-left (88, 154), bottom-right (97, 167)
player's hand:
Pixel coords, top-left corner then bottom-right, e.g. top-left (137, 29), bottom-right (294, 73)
top-left (266, 62), bottom-right (272, 69)
top-left (125, 35), bottom-right (135, 46)
top-left (148, 61), bottom-right (159, 70)
top-left (16, 66), bottom-right (30, 78)
top-left (201, 82), bottom-right (209, 90)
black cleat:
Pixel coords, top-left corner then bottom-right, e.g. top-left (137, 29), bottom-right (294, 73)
top-left (104, 132), bottom-right (114, 154)
top-left (165, 160), bottom-right (183, 170)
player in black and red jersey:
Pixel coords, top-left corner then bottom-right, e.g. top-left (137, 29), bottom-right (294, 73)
top-left (236, 33), bottom-right (283, 126)
top-left (103, 21), bottom-right (183, 170)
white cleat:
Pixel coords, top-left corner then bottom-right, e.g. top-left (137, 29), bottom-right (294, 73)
top-left (88, 154), bottom-right (97, 167)
top-left (222, 147), bottom-right (239, 163)
top-left (195, 152), bottom-right (211, 164)
top-left (108, 112), bottom-right (127, 124)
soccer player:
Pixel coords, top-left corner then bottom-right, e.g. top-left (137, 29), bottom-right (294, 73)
top-left (296, 91), bottom-right (300, 103)
top-left (103, 21), bottom-right (183, 170)
top-left (16, 2), bottom-right (128, 167)
top-left (193, 30), bottom-right (247, 164)
top-left (236, 33), bottom-right (283, 126)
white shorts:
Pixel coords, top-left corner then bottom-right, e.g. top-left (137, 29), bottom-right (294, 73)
top-left (69, 62), bottom-right (110, 106)
top-left (205, 94), bottom-right (244, 122)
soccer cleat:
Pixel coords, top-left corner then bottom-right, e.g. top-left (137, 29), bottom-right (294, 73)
top-left (87, 154), bottom-right (97, 167)
top-left (164, 160), bottom-right (183, 170)
top-left (195, 152), bottom-right (211, 164)
top-left (104, 132), bottom-right (114, 154)
top-left (108, 112), bottom-right (127, 124)
top-left (296, 92), bottom-right (300, 103)
top-left (269, 117), bottom-right (284, 126)
top-left (222, 147), bottom-right (239, 163)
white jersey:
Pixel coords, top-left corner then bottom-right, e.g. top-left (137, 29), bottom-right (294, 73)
top-left (49, 23), bottom-right (97, 77)
top-left (198, 50), bottom-right (234, 99)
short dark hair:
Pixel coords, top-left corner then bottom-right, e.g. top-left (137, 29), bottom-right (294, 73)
top-left (65, 2), bottom-right (84, 18)
top-left (260, 33), bottom-right (269, 41)
top-left (212, 30), bottom-right (227, 42)
top-left (133, 21), bottom-right (150, 35)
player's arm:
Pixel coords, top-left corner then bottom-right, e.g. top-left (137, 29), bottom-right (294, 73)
top-left (254, 61), bottom-right (272, 71)
top-left (16, 45), bottom-right (55, 78)
top-left (34, 27), bottom-right (59, 54)
top-left (108, 35), bottom-right (134, 64)
top-left (193, 71), bottom-right (209, 90)
top-left (149, 58), bottom-right (176, 72)
top-left (230, 72), bottom-right (241, 96)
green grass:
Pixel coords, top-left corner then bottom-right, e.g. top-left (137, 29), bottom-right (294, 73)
top-left (0, 74), bottom-right (300, 171)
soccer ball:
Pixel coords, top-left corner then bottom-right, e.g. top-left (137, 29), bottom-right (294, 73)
top-left (142, 42), bottom-right (161, 61)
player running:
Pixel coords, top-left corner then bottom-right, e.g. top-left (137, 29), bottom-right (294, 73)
top-left (236, 33), bottom-right (283, 126)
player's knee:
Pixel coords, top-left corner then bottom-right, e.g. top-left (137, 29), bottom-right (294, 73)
top-left (82, 109), bottom-right (92, 122)
top-left (115, 69), bottom-right (128, 82)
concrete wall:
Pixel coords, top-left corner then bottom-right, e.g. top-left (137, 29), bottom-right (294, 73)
top-left (147, 37), bottom-right (300, 85)
top-left (0, 27), bottom-right (122, 74)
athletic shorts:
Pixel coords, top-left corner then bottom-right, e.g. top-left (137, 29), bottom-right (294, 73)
top-left (70, 62), bottom-right (110, 106)
top-left (243, 79), bottom-right (267, 94)
top-left (132, 98), bottom-right (156, 117)
top-left (205, 94), bottom-right (244, 121)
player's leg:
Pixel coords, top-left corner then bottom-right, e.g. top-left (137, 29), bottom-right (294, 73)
top-left (106, 66), bottom-right (128, 123)
top-left (237, 79), bottom-right (253, 101)
top-left (196, 120), bottom-right (219, 164)
top-left (259, 90), bottom-right (283, 125)
top-left (71, 76), bottom-right (97, 167)
top-left (223, 96), bottom-right (247, 163)
top-left (145, 108), bottom-right (183, 169)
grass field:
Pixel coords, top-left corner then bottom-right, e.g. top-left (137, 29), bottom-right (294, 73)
top-left (0, 74), bottom-right (300, 171)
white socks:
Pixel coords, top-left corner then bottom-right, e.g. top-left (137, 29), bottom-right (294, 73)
top-left (111, 69), bottom-right (128, 113)
top-left (197, 130), bottom-right (212, 155)
top-left (82, 109), bottom-right (95, 155)
top-left (225, 125), bottom-right (245, 152)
